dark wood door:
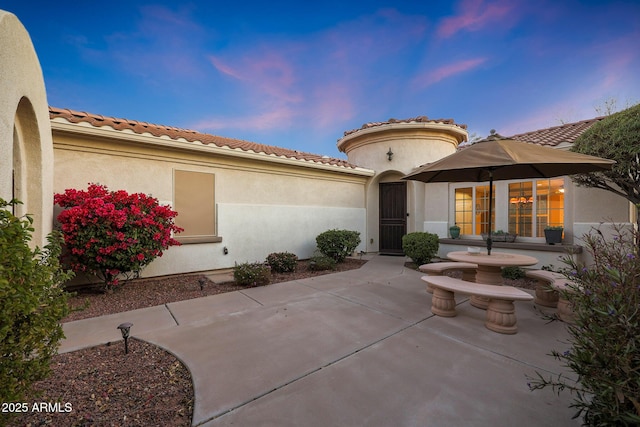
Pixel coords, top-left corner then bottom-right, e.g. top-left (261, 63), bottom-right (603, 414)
top-left (379, 182), bottom-right (407, 255)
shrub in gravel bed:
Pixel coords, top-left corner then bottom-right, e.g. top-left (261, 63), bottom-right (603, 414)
top-left (233, 262), bottom-right (271, 286)
top-left (0, 199), bottom-right (73, 406)
top-left (402, 232), bottom-right (439, 266)
top-left (309, 253), bottom-right (337, 271)
top-left (502, 266), bottom-right (526, 280)
top-left (54, 183), bottom-right (182, 290)
top-left (266, 252), bottom-right (298, 273)
top-left (316, 229), bottom-right (361, 263)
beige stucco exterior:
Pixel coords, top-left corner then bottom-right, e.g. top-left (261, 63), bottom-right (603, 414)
top-left (0, 11), bottom-right (54, 247)
top-left (338, 121), bottom-right (468, 252)
top-left (52, 119), bottom-right (373, 276)
top-left (2, 9), bottom-right (635, 283)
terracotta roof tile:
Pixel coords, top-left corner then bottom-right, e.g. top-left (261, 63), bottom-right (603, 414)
top-left (342, 115), bottom-right (468, 138)
top-left (507, 116), bottom-right (605, 146)
top-left (49, 107), bottom-right (359, 169)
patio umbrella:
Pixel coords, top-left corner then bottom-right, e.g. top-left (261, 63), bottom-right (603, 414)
top-left (402, 139), bottom-right (615, 254)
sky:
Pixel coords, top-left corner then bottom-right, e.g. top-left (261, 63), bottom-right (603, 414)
top-left (3, 0), bottom-right (639, 158)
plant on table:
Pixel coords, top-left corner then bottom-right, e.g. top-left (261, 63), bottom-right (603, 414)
top-left (316, 229), bottom-right (361, 263)
top-left (266, 251), bottom-right (298, 273)
top-left (528, 224), bottom-right (640, 425)
top-left (54, 183), bottom-right (182, 290)
top-left (0, 199), bottom-right (74, 409)
top-left (402, 232), bottom-right (439, 266)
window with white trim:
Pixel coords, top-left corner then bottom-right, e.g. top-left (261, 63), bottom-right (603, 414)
top-left (454, 179), bottom-right (564, 238)
top-left (454, 185), bottom-right (494, 235)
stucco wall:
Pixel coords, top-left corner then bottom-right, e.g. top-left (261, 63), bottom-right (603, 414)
top-left (0, 11), bottom-right (54, 247)
top-left (53, 124), bottom-right (370, 276)
top-left (338, 121), bottom-right (467, 252)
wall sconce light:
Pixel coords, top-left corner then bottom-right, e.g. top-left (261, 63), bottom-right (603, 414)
top-left (117, 322), bottom-right (133, 354)
top-left (386, 148), bottom-right (394, 161)
top-left (223, 246), bottom-right (229, 255)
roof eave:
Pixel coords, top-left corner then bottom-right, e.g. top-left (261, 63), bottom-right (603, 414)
top-left (51, 119), bottom-right (375, 177)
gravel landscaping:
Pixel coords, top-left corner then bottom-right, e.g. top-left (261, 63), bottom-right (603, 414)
top-left (5, 258), bottom-right (367, 427)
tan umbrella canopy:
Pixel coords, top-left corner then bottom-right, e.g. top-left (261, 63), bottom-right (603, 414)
top-left (402, 139), bottom-right (615, 254)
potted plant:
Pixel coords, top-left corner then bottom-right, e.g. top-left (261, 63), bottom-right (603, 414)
top-left (544, 226), bottom-right (563, 245)
top-left (449, 224), bottom-right (461, 239)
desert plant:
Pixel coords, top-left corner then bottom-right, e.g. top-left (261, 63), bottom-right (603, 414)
top-left (233, 261), bottom-right (271, 286)
top-left (528, 224), bottom-right (640, 425)
top-left (0, 199), bottom-right (74, 406)
top-left (54, 183), bottom-right (182, 289)
top-left (266, 252), bottom-right (298, 273)
top-left (316, 229), bottom-right (361, 263)
top-left (309, 252), bottom-right (337, 271)
top-left (402, 232), bottom-right (439, 266)
top-left (501, 266), bottom-right (526, 280)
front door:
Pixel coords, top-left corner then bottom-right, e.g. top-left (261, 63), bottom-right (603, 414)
top-left (379, 182), bottom-right (407, 255)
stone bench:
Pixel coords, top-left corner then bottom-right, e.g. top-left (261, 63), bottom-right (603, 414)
top-left (422, 275), bottom-right (534, 334)
top-left (418, 262), bottom-right (477, 293)
top-left (525, 270), bottom-right (563, 308)
top-left (525, 270), bottom-right (576, 323)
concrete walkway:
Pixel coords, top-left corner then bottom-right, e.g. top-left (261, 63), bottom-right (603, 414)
top-left (61, 255), bottom-right (580, 427)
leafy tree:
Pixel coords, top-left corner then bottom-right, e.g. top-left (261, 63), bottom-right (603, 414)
top-left (55, 184), bottom-right (182, 289)
top-left (0, 199), bottom-right (73, 406)
top-left (571, 104), bottom-right (640, 231)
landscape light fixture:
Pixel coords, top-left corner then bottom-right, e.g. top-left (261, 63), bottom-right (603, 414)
top-left (386, 148), bottom-right (394, 161)
top-left (117, 322), bottom-right (133, 354)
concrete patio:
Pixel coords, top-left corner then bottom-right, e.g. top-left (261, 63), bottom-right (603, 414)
top-left (61, 255), bottom-right (580, 427)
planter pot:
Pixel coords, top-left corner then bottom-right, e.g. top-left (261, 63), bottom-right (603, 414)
top-left (449, 226), bottom-right (460, 239)
top-left (544, 229), bottom-right (563, 245)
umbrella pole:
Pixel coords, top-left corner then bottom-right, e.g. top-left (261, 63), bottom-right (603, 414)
top-left (487, 172), bottom-right (493, 255)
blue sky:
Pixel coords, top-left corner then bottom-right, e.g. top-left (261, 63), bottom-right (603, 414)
top-left (3, 0), bottom-right (639, 157)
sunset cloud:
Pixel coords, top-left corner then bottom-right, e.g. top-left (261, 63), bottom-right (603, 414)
top-left (413, 58), bottom-right (488, 89)
top-left (436, 0), bottom-right (516, 38)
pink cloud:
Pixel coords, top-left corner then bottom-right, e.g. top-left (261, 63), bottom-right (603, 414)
top-left (208, 50), bottom-right (302, 104)
top-left (309, 82), bottom-right (356, 128)
top-left (437, 0), bottom-right (516, 38)
top-left (191, 106), bottom-right (296, 133)
top-left (414, 57), bottom-right (487, 89)
top-left (198, 8), bottom-right (429, 136)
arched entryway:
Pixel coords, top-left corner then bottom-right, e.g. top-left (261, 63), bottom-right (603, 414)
top-left (0, 10), bottom-right (55, 247)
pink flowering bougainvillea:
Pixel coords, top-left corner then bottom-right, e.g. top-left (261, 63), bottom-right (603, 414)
top-left (54, 184), bottom-right (182, 288)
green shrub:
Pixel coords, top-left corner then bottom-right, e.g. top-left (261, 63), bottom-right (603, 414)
top-left (402, 232), bottom-right (439, 266)
top-left (316, 229), bottom-right (361, 263)
top-left (309, 253), bottom-right (337, 271)
top-left (0, 199), bottom-right (74, 406)
top-left (233, 262), bottom-right (271, 286)
top-left (266, 252), bottom-right (298, 273)
top-left (528, 224), bottom-right (640, 425)
top-left (501, 266), bottom-right (525, 280)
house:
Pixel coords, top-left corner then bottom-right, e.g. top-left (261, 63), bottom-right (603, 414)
top-left (1, 9), bottom-right (632, 281)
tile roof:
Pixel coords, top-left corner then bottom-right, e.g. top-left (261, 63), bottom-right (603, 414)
top-left (507, 116), bottom-right (605, 146)
top-left (49, 107), bottom-right (360, 169)
top-left (341, 115), bottom-right (468, 138)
